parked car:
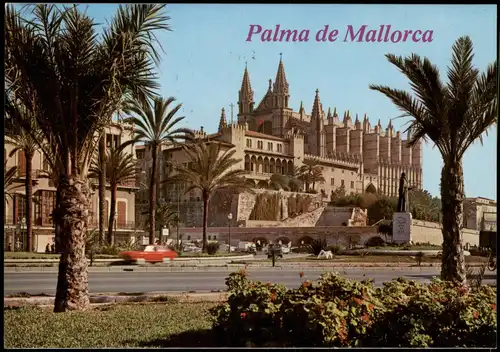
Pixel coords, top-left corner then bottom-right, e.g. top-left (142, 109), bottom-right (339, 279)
top-left (267, 244), bottom-right (283, 259)
top-left (183, 243), bottom-right (202, 253)
top-left (120, 245), bottom-right (178, 264)
top-left (220, 244), bottom-right (237, 252)
top-left (281, 245), bottom-right (291, 255)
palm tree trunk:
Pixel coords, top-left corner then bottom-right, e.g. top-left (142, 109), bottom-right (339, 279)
top-left (202, 193), bottom-right (209, 253)
top-left (440, 160), bottom-right (467, 286)
top-left (54, 174), bottom-right (91, 312)
top-left (149, 145), bottom-right (158, 244)
top-left (25, 151), bottom-right (34, 252)
top-left (98, 136), bottom-right (106, 244)
top-left (107, 184), bottom-right (117, 245)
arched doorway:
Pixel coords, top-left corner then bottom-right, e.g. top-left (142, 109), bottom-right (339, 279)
top-left (252, 236), bottom-right (269, 251)
top-left (297, 236), bottom-right (314, 246)
top-left (276, 237), bottom-right (291, 246)
top-left (365, 183), bottom-right (377, 194)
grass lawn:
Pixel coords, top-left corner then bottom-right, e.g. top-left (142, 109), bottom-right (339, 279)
top-left (4, 303), bottom-right (217, 348)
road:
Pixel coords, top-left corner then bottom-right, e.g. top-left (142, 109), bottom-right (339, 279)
top-left (4, 268), bottom-right (496, 296)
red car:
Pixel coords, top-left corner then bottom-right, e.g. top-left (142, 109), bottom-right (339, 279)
top-left (120, 245), bottom-right (178, 264)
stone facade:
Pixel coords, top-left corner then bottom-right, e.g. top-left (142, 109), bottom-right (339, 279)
top-left (4, 122), bottom-right (140, 251)
top-left (177, 219), bottom-right (479, 248)
top-left (463, 197), bottom-right (497, 231)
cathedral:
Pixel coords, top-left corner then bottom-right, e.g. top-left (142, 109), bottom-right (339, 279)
top-left (172, 56), bottom-right (423, 200)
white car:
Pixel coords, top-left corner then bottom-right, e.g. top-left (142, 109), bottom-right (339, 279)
top-left (183, 243), bottom-right (202, 253)
top-left (281, 245), bottom-right (290, 254)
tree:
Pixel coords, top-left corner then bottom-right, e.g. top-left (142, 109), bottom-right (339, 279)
top-left (5, 100), bottom-right (45, 252)
top-left (123, 96), bottom-right (193, 245)
top-left (5, 4), bottom-right (171, 312)
top-left (154, 201), bottom-right (179, 242)
top-left (269, 173), bottom-right (290, 190)
top-left (4, 160), bottom-right (23, 204)
top-left (369, 36), bottom-right (497, 285)
top-left (299, 158), bottom-right (324, 192)
top-left (171, 141), bottom-right (254, 252)
top-left (90, 145), bottom-right (138, 245)
top-left (98, 136), bottom-right (107, 245)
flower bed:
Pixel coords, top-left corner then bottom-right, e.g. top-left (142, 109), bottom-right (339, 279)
top-left (210, 269), bottom-right (497, 347)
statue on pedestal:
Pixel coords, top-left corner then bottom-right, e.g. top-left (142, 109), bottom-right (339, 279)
top-left (397, 172), bottom-right (409, 213)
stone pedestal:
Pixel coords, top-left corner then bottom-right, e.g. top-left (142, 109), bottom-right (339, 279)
top-left (392, 212), bottom-right (412, 244)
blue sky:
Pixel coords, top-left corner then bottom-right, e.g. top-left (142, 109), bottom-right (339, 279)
top-left (83, 4), bottom-right (496, 199)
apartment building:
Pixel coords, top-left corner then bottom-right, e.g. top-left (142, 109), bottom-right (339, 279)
top-left (4, 122), bottom-right (140, 252)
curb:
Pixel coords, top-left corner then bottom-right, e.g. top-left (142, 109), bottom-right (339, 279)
top-left (4, 292), bottom-right (229, 307)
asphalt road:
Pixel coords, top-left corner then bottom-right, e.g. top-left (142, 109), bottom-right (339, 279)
top-left (4, 268), bottom-right (497, 296)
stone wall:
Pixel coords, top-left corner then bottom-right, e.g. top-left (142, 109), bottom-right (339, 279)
top-left (411, 219), bottom-right (479, 247)
top-left (178, 225), bottom-right (380, 246)
top-left (178, 189), bottom-right (323, 227)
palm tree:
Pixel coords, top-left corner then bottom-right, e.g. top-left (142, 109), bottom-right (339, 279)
top-left (5, 102), bottom-right (45, 252)
top-left (90, 145), bottom-right (138, 245)
top-left (369, 36), bottom-right (497, 285)
top-left (171, 141), bottom-right (254, 252)
top-left (123, 96), bottom-right (193, 245)
top-left (299, 158), bottom-right (325, 192)
top-left (4, 160), bottom-right (22, 204)
top-left (98, 136), bottom-right (107, 245)
top-left (154, 201), bottom-right (179, 242)
top-left (5, 4), bottom-right (171, 312)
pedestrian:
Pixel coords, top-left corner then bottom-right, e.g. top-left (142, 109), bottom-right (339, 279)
top-left (51, 243), bottom-right (55, 253)
top-left (45, 243), bottom-right (50, 253)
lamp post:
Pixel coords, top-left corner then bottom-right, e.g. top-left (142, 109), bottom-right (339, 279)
top-left (227, 213), bottom-right (233, 253)
top-left (21, 217), bottom-right (26, 251)
top-left (176, 183), bottom-right (181, 251)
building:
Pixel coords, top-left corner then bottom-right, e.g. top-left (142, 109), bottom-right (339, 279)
top-left (4, 122), bottom-right (140, 252)
top-left (231, 56), bottom-right (423, 196)
top-left (464, 197), bottom-right (497, 231)
top-left (134, 57), bottom-right (424, 229)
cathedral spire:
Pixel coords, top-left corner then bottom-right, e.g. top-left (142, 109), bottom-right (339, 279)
top-left (355, 113), bottom-right (361, 129)
top-left (273, 54), bottom-right (290, 108)
top-left (311, 89), bottom-right (322, 120)
top-left (238, 65), bottom-right (254, 116)
top-left (218, 107), bottom-right (227, 132)
top-left (327, 107), bottom-right (332, 119)
top-left (363, 113), bottom-right (368, 123)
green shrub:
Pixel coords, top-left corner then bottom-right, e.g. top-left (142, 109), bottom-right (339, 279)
top-left (211, 271), bottom-right (497, 348)
top-left (308, 238), bottom-right (328, 256)
top-left (206, 242), bottom-right (220, 255)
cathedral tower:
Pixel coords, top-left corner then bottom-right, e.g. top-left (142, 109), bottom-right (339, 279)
top-left (238, 64), bottom-right (254, 124)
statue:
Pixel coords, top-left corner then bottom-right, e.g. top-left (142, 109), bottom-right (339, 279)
top-left (397, 172), bottom-right (409, 213)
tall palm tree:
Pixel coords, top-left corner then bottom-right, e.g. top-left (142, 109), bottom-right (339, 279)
top-left (5, 4), bottom-right (171, 312)
top-left (171, 141), bottom-right (254, 252)
top-left (369, 36), bottom-right (497, 285)
top-left (98, 136), bottom-right (107, 245)
top-left (4, 160), bottom-right (22, 204)
top-left (90, 145), bottom-right (138, 245)
top-left (123, 96), bottom-right (193, 245)
top-left (5, 102), bottom-right (45, 252)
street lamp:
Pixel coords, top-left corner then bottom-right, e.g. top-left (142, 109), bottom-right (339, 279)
top-left (21, 217), bottom-right (26, 251)
top-left (227, 213), bottom-right (233, 253)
